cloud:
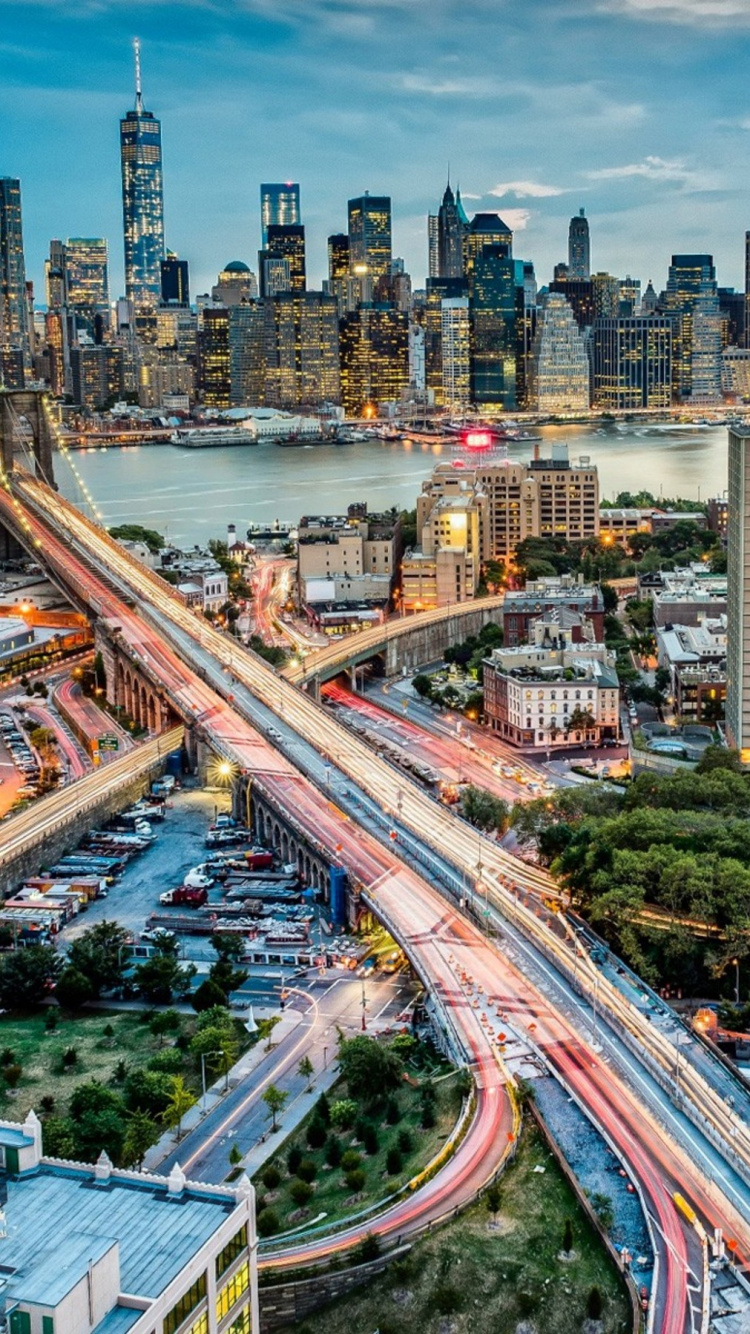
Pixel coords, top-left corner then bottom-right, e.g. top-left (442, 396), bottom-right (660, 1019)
top-left (499, 208), bottom-right (532, 231)
top-left (396, 71), bottom-right (501, 97)
top-left (595, 0), bottom-right (750, 24)
top-left (586, 155), bottom-right (701, 184)
top-left (490, 179), bottom-right (566, 198)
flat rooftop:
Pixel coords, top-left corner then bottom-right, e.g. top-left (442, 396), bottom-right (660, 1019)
top-left (1, 1168), bottom-right (235, 1305)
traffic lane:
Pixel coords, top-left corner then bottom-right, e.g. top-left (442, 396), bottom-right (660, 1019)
top-left (25, 703), bottom-right (89, 781)
top-left (54, 678), bottom-right (133, 759)
top-left (0, 730), bottom-right (25, 816)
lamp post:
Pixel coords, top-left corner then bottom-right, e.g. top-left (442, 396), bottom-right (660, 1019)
top-left (200, 1048), bottom-right (226, 1110)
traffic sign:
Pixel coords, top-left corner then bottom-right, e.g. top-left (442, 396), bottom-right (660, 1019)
top-left (98, 734), bottom-right (119, 752)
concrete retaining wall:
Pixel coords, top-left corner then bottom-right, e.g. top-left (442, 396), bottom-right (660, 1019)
top-left (258, 1246), bottom-right (411, 1331)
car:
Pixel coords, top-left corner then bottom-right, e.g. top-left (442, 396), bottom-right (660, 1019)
top-left (140, 927), bottom-right (176, 944)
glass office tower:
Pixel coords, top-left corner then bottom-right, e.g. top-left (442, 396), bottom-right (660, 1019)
top-left (0, 177), bottom-right (30, 385)
top-left (347, 194), bottom-right (392, 283)
top-left (120, 41), bottom-right (165, 310)
top-left (260, 184), bottom-right (301, 247)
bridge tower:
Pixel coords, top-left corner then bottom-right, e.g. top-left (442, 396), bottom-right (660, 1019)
top-left (0, 387), bottom-right (56, 486)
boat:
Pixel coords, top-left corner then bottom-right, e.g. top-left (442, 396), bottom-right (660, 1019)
top-left (170, 427), bottom-right (258, 448)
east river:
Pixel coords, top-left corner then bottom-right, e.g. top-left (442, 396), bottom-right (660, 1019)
top-left (57, 420), bottom-right (732, 547)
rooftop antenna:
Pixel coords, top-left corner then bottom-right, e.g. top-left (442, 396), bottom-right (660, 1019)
top-left (134, 37), bottom-right (143, 114)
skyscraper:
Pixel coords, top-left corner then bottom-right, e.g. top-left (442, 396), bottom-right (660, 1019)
top-left (120, 40), bottom-right (165, 311)
top-left (262, 226), bottom-right (306, 294)
top-left (326, 234), bottom-right (350, 314)
top-left (348, 195), bottom-right (392, 283)
top-left (63, 238), bottom-right (110, 333)
top-left (464, 213), bottom-right (513, 288)
top-left (469, 247), bottom-right (521, 409)
top-left (441, 297), bottom-right (471, 410)
top-left (592, 315), bottom-right (672, 410)
top-left (199, 307), bottom-right (230, 408)
top-left (745, 232), bottom-right (750, 350)
top-left (568, 209), bottom-right (590, 281)
top-left (726, 426), bottom-right (750, 757)
top-left (265, 291), bottom-right (340, 409)
top-left (529, 293), bottom-right (590, 412)
top-left (665, 254), bottom-right (720, 400)
top-left (0, 177), bottom-right (30, 386)
top-left (339, 304), bottom-right (408, 416)
top-left (229, 302), bottom-right (266, 406)
top-left (260, 184), bottom-right (300, 247)
top-left (427, 214), bottom-right (439, 279)
top-left (437, 181), bottom-right (466, 279)
top-left (161, 252), bottom-right (189, 306)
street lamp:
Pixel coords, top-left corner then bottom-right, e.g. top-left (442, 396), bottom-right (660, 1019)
top-left (200, 1048), bottom-right (227, 1110)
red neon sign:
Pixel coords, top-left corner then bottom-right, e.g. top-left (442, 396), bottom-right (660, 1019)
top-left (463, 429), bottom-right (493, 449)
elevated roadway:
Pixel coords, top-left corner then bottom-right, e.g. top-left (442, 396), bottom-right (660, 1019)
top-left (8, 472), bottom-right (750, 1327)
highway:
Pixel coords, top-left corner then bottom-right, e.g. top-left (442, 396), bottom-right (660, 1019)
top-left (9, 469), bottom-right (750, 1325)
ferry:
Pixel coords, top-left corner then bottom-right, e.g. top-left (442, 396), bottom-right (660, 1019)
top-left (170, 427), bottom-right (258, 448)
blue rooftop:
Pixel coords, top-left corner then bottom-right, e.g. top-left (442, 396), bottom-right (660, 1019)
top-left (1, 1170), bottom-right (235, 1301)
top-left (8, 1232), bottom-right (115, 1306)
top-left (92, 1305), bottom-right (144, 1334)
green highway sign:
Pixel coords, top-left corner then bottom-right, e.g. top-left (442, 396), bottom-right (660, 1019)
top-left (98, 734), bottom-right (120, 752)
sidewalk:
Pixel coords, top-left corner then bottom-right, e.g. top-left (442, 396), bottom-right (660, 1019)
top-left (239, 1062), bottom-right (341, 1178)
top-left (143, 1007), bottom-right (305, 1172)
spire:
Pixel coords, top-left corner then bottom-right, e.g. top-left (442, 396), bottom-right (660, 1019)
top-left (134, 37), bottom-right (143, 114)
top-left (455, 185), bottom-right (469, 227)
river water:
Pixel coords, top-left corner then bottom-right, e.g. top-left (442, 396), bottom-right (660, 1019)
top-left (56, 421), bottom-right (731, 547)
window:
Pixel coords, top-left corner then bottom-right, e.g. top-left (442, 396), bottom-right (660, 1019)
top-left (9, 1315), bottom-right (30, 1334)
top-left (216, 1226), bottom-right (248, 1280)
top-left (42, 1321), bottom-right (54, 1334)
top-left (164, 1274), bottom-right (207, 1334)
top-left (227, 1312), bottom-right (251, 1334)
top-left (185, 1317), bottom-right (208, 1334)
top-left (216, 1262), bottom-right (250, 1320)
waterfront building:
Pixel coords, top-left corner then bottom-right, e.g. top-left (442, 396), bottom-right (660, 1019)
top-left (656, 616), bottom-right (726, 723)
top-left (528, 292), bottom-right (590, 412)
top-left (161, 250), bottom-right (189, 306)
top-left (139, 356), bottom-right (195, 409)
top-left (441, 297), bottom-right (471, 410)
top-left (722, 347), bottom-right (750, 399)
top-left (264, 225), bottom-right (306, 294)
top-left (424, 276), bottom-right (467, 404)
top-left (339, 303), bottom-right (408, 416)
top-left (70, 344), bottom-right (123, 411)
top-left (260, 182), bottom-right (300, 246)
top-left (326, 233), bottom-right (350, 314)
top-left (483, 616), bottom-right (620, 751)
top-left (0, 1110), bottom-right (258, 1334)
top-left (120, 41), bottom-right (165, 310)
top-left (718, 287), bottom-right (744, 347)
top-left (664, 254), bottom-right (720, 400)
top-left (229, 302), bottom-right (267, 406)
top-left (691, 285), bottom-right (723, 400)
top-left (199, 307), bottom-right (231, 408)
top-left (409, 322), bottom-right (426, 392)
top-left (265, 290), bottom-right (340, 410)
top-left (726, 427), bottom-right (750, 755)
top-left (437, 181), bottom-right (466, 279)
top-left (651, 564), bottom-right (726, 628)
top-left (0, 176), bottom-right (30, 386)
top-left (469, 246), bottom-right (522, 410)
top-left (348, 194), bottom-right (392, 283)
top-left (568, 208), bottom-right (590, 281)
top-left (591, 315), bottom-right (673, 410)
top-left (298, 506), bottom-right (402, 606)
top-left (212, 260), bottom-right (258, 307)
top-left (745, 232), bottom-right (750, 350)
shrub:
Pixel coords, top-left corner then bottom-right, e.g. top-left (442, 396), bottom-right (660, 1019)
top-left (587, 1287), bottom-right (603, 1320)
top-left (62, 1047), bottom-right (78, 1069)
top-left (356, 1232), bottom-right (380, 1263)
top-left (287, 1145), bottom-right (303, 1175)
top-left (430, 1282), bottom-right (461, 1315)
top-left (340, 1149), bottom-right (362, 1173)
top-left (296, 1158), bottom-right (317, 1184)
top-left (420, 1103), bottom-right (435, 1129)
top-left (261, 1165), bottom-right (281, 1191)
top-left (386, 1146), bottom-right (403, 1176)
top-left (397, 1128), bottom-right (413, 1155)
top-left (316, 1091), bottom-right (331, 1124)
top-left (3, 1064), bottom-right (21, 1090)
top-left (330, 1098), bottom-right (357, 1129)
top-left (39, 1094), bottom-right (55, 1116)
top-left (562, 1219), bottom-right (573, 1254)
top-left (257, 1208), bottom-right (280, 1237)
top-left (290, 1179), bottom-right (313, 1208)
top-left (44, 1009), bottom-right (58, 1032)
top-left (385, 1097), bottom-right (400, 1125)
top-left (362, 1124), bottom-right (379, 1156)
top-left (147, 1049), bottom-right (183, 1073)
top-left (325, 1135), bottom-right (342, 1167)
top-left (306, 1117), bottom-right (327, 1150)
top-left (345, 1168), bottom-right (366, 1193)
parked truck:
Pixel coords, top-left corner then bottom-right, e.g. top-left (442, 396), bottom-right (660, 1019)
top-left (159, 885), bottom-right (208, 908)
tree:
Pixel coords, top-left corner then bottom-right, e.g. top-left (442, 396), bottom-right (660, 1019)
top-left (41, 1116), bottom-right (76, 1159)
top-left (0, 945), bottom-right (62, 1008)
top-left (257, 1016), bottom-right (281, 1051)
top-left (306, 1118), bottom-right (326, 1149)
top-left (337, 1035), bottom-right (402, 1104)
top-left (459, 785), bottom-right (509, 835)
top-left (228, 1142), bottom-right (243, 1169)
top-left (123, 1069), bottom-right (176, 1119)
top-left (121, 1111), bottom-right (160, 1169)
top-left (562, 1219), bottom-right (573, 1254)
top-left (55, 966), bottom-right (94, 1010)
top-left (190, 1026), bottom-right (238, 1079)
top-left (68, 921), bottom-right (132, 997)
top-left (135, 952), bottom-right (195, 1005)
top-left (486, 1183), bottom-right (501, 1220)
top-left (208, 957), bottom-right (247, 1001)
top-left (566, 706), bottom-right (596, 737)
top-left (325, 1135), bottom-right (342, 1167)
top-left (257, 1208), bottom-right (280, 1237)
top-left (262, 1164), bottom-right (281, 1190)
top-left (386, 1146), bottom-right (403, 1175)
top-left (29, 725), bottom-right (56, 754)
top-left (411, 673), bottom-right (433, 701)
top-left (599, 582), bottom-right (619, 613)
top-left (212, 933), bottom-right (247, 963)
top-left (74, 1107), bottom-right (127, 1164)
top-left (290, 1179), bottom-right (312, 1208)
top-left (109, 523), bottom-right (165, 554)
top-left (298, 1055), bottom-right (314, 1088)
top-left (149, 1009), bottom-right (181, 1046)
top-left (330, 1098), bottom-right (358, 1128)
top-left (296, 1158), bottom-right (317, 1183)
top-left (192, 979), bottom-right (230, 1013)
top-left (696, 746), bottom-right (744, 775)
top-left (262, 1083), bottom-right (289, 1131)
top-left (587, 1287), bottom-right (603, 1320)
top-left (161, 1076), bottom-right (197, 1139)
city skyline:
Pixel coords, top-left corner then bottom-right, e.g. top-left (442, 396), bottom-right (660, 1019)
top-left (2, 1), bottom-right (750, 300)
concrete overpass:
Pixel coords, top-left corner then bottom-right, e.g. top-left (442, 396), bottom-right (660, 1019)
top-left (285, 596), bottom-right (505, 695)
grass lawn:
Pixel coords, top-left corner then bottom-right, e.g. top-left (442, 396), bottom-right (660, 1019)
top-left (255, 1068), bottom-right (463, 1239)
top-left (0, 1009), bottom-right (207, 1122)
top-left (277, 1119), bottom-right (632, 1334)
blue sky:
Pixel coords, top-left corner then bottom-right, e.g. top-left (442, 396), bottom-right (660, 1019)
top-left (2, 0), bottom-right (750, 300)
